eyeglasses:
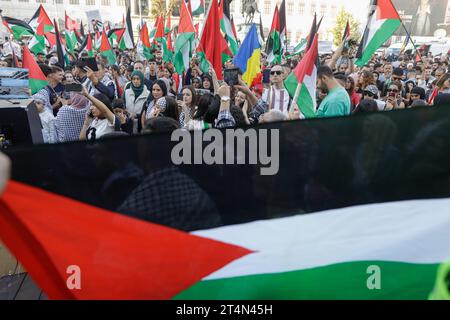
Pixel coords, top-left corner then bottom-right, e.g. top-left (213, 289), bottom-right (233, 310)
top-left (270, 71), bottom-right (283, 76)
top-left (387, 88), bottom-right (399, 93)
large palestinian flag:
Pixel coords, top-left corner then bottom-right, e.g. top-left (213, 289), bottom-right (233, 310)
top-left (1, 104), bottom-right (450, 300)
top-left (355, 0), bottom-right (401, 67)
top-left (265, 6), bottom-right (282, 64)
top-left (29, 4), bottom-right (54, 36)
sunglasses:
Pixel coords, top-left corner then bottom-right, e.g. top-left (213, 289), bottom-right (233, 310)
top-left (270, 71), bottom-right (283, 76)
top-left (387, 88), bottom-right (399, 93)
top-left (363, 91), bottom-right (375, 97)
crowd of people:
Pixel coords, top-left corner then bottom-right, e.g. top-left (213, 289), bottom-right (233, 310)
top-left (1, 36), bottom-right (450, 143)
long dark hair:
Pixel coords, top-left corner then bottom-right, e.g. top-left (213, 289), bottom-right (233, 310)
top-left (152, 79), bottom-right (168, 99)
top-left (182, 85), bottom-right (197, 108)
top-left (161, 96), bottom-right (180, 121)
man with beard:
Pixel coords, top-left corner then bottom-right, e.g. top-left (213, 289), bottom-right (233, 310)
top-left (316, 66), bottom-right (351, 118)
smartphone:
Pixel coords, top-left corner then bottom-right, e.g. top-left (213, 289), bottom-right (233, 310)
top-left (176, 93), bottom-right (184, 101)
top-left (224, 68), bottom-right (239, 86)
top-left (82, 57), bottom-right (99, 72)
top-left (262, 69), bottom-right (271, 84)
top-left (64, 83), bottom-right (83, 92)
top-left (195, 88), bottom-right (211, 96)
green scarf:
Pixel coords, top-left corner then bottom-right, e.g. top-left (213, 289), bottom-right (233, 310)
top-left (131, 70), bottom-right (145, 100)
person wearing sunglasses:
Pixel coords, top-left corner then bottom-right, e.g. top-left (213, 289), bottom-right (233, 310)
top-left (384, 82), bottom-right (406, 111)
top-left (261, 65), bottom-right (291, 116)
top-left (382, 67), bottom-right (404, 97)
top-left (361, 85), bottom-right (386, 111)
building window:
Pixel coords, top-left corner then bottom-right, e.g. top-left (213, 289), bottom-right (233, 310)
top-left (320, 4), bottom-right (327, 17)
top-left (86, 0), bottom-right (96, 5)
top-left (55, 0), bottom-right (63, 3)
top-left (101, 0), bottom-right (110, 5)
top-left (287, 31), bottom-right (292, 43)
top-left (264, 0), bottom-right (271, 15)
top-left (69, 0), bottom-right (79, 4)
top-left (310, 4), bottom-right (316, 16)
top-left (299, 1), bottom-right (305, 15)
top-left (287, 1), bottom-right (294, 15)
top-left (18, 0), bottom-right (28, 2)
top-left (36, 0), bottom-right (46, 3)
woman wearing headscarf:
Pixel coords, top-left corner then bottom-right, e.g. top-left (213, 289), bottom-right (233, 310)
top-left (56, 93), bottom-right (91, 142)
top-left (123, 71), bottom-right (150, 130)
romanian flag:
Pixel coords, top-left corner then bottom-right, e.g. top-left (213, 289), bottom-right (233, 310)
top-left (233, 24), bottom-right (261, 87)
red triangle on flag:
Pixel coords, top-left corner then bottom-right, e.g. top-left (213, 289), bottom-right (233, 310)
top-left (376, 0), bottom-right (401, 21)
top-left (179, 0), bottom-right (195, 34)
top-left (0, 181), bottom-right (252, 300)
top-left (22, 46), bottom-right (47, 82)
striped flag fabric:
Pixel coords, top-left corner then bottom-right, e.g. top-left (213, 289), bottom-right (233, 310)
top-left (284, 33), bottom-right (318, 118)
top-left (2, 104), bottom-right (450, 300)
top-left (233, 24), bottom-right (261, 87)
top-left (28, 34), bottom-right (46, 55)
top-left (192, 0), bottom-right (205, 16)
top-left (139, 22), bottom-right (153, 60)
top-left (22, 45), bottom-right (48, 94)
top-left (197, 0), bottom-right (231, 80)
top-left (266, 6), bottom-right (282, 64)
top-left (54, 19), bottom-right (70, 68)
top-left (119, 6), bottom-right (135, 50)
top-left (286, 38), bottom-right (307, 59)
top-left (29, 4), bottom-right (54, 36)
top-left (65, 12), bottom-right (78, 55)
top-left (355, 0), bottom-right (401, 67)
top-left (174, 0), bottom-right (196, 74)
top-left (219, 0), bottom-right (238, 57)
top-left (99, 29), bottom-right (116, 65)
top-left (1, 16), bottom-right (34, 40)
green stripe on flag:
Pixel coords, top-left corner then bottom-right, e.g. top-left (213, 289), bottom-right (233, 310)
top-left (356, 19), bottom-right (401, 67)
top-left (175, 261), bottom-right (439, 300)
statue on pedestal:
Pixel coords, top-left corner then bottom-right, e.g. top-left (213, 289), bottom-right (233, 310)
top-left (241, 0), bottom-right (260, 24)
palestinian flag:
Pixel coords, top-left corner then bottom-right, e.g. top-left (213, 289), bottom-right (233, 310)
top-left (284, 33), bottom-right (318, 118)
top-left (139, 23), bottom-right (153, 60)
top-left (279, 0), bottom-right (287, 50)
top-left (1, 17), bottom-right (34, 40)
top-left (22, 45), bottom-right (48, 95)
top-left (219, 0), bottom-right (238, 57)
top-left (94, 31), bottom-right (102, 51)
top-left (192, 0), bottom-right (205, 16)
top-left (54, 19), bottom-right (70, 68)
top-left (166, 13), bottom-right (173, 52)
top-left (355, 0), bottom-right (401, 67)
top-left (2, 102), bottom-right (450, 300)
top-left (29, 4), bottom-right (54, 36)
top-left (342, 19), bottom-right (351, 42)
top-left (45, 32), bottom-right (57, 50)
top-left (119, 6), bottom-right (135, 50)
top-left (79, 23), bottom-right (86, 41)
top-left (99, 29), bottom-right (116, 65)
top-left (28, 34), bottom-right (46, 55)
top-left (174, 0), bottom-right (196, 74)
top-left (108, 28), bottom-right (125, 48)
top-left (286, 38), bottom-right (307, 59)
top-left (155, 16), bottom-right (171, 62)
top-left (79, 33), bottom-right (94, 57)
top-left (65, 12), bottom-right (79, 55)
top-left (197, 0), bottom-right (232, 80)
top-left (266, 6), bottom-right (282, 64)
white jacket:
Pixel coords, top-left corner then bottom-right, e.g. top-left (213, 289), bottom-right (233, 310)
top-left (124, 86), bottom-right (150, 117)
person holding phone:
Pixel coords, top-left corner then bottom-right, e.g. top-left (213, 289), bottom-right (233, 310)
top-left (79, 87), bottom-right (121, 141)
